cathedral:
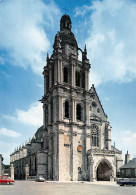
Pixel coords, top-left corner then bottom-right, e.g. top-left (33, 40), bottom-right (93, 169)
top-left (10, 15), bottom-right (123, 181)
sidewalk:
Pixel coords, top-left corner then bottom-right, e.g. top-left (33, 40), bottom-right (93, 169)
top-left (45, 180), bottom-right (118, 186)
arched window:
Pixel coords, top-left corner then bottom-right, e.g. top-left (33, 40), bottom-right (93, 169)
top-left (105, 126), bottom-right (108, 149)
top-left (91, 124), bottom-right (99, 147)
top-left (64, 67), bottom-right (68, 83)
top-left (65, 101), bottom-right (69, 118)
top-left (82, 72), bottom-right (85, 88)
top-left (76, 104), bottom-right (82, 121)
top-left (29, 159), bottom-right (31, 172)
top-left (35, 157), bottom-right (37, 171)
top-left (76, 71), bottom-right (81, 87)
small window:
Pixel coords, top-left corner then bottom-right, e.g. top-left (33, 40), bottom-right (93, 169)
top-left (76, 104), bottom-right (82, 121)
top-left (126, 169), bottom-right (131, 177)
top-left (76, 71), bottom-right (81, 87)
top-left (92, 101), bottom-right (97, 107)
top-left (97, 108), bottom-right (100, 113)
top-left (65, 101), bottom-right (69, 118)
top-left (64, 67), bottom-right (68, 83)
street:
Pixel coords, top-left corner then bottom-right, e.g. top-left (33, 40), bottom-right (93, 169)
top-left (0, 181), bottom-right (136, 195)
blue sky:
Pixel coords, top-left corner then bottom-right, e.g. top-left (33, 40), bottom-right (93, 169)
top-left (0, 0), bottom-right (136, 164)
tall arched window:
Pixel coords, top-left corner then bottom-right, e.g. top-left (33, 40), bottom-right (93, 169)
top-left (91, 124), bottom-right (99, 147)
top-left (76, 104), bottom-right (82, 121)
top-left (65, 101), bottom-right (69, 118)
top-left (64, 67), bottom-right (68, 83)
top-left (105, 127), bottom-right (108, 149)
top-left (35, 157), bottom-right (37, 171)
top-left (29, 159), bottom-right (31, 172)
top-left (76, 71), bottom-right (81, 87)
top-left (82, 72), bottom-right (85, 88)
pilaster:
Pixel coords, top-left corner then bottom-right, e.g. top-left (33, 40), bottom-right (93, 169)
top-left (89, 154), bottom-right (94, 182)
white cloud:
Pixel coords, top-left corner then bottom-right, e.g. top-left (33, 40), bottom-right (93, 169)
top-left (0, 141), bottom-right (20, 164)
top-left (0, 128), bottom-right (21, 138)
top-left (0, 0), bottom-right (60, 74)
top-left (105, 97), bottom-right (110, 101)
top-left (112, 130), bottom-right (136, 160)
top-left (4, 102), bottom-right (43, 127)
top-left (75, 0), bottom-right (136, 86)
top-left (74, 5), bottom-right (92, 17)
top-left (37, 83), bottom-right (43, 88)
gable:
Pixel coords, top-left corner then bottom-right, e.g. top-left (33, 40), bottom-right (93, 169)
top-left (89, 85), bottom-right (107, 121)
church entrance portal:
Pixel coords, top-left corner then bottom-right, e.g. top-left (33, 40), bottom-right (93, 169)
top-left (97, 161), bottom-right (111, 181)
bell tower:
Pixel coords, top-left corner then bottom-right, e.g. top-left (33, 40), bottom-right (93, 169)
top-left (42, 14), bottom-right (91, 181)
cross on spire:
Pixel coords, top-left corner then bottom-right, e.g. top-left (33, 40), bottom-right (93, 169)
top-left (63, 6), bottom-right (68, 14)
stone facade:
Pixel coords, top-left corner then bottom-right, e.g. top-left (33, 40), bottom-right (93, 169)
top-left (10, 14), bottom-right (123, 181)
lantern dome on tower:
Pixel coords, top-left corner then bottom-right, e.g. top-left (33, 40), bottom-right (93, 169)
top-left (60, 14), bottom-right (72, 31)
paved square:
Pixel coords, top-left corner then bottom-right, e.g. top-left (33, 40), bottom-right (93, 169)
top-left (1, 181), bottom-right (136, 195)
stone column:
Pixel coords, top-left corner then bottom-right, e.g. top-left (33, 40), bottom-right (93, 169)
top-left (54, 60), bottom-right (57, 84)
top-left (44, 76), bottom-right (47, 95)
top-left (107, 125), bottom-right (111, 150)
top-left (86, 101), bottom-right (90, 125)
top-left (10, 163), bottom-right (14, 180)
top-left (49, 68), bottom-right (53, 88)
top-left (53, 97), bottom-right (57, 123)
top-left (71, 99), bottom-right (75, 123)
top-left (70, 125), bottom-right (73, 181)
top-left (58, 96), bottom-right (62, 121)
top-left (74, 100), bottom-right (76, 122)
top-left (48, 136), bottom-right (53, 180)
top-left (25, 164), bottom-right (29, 181)
top-left (48, 101), bottom-right (51, 125)
top-left (60, 59), bottom-right (62, 83)
top-left (43, 104), bottom-right (46, 129)
top-left (71, 60), bottom-right (75, 87)
top-left (57, 58), bottom-right (62, 83)
top-left (72, 133), bottom-right (78, 181)
top-left (85, 69), bottom-right (89, 91)
top-left (89, 154), bottom-right (94, 182)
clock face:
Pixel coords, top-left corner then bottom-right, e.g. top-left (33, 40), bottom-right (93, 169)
top-left (91, 124), bottom-right (99, 135)
top-left (77, 145), bottom-right (82, 152)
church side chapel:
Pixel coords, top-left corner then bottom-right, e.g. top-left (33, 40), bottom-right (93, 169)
top-left (10, 15), bottom-right (123, 181)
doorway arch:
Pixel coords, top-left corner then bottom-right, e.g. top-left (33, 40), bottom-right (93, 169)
top-left (96, 160), bottom-right (112, 181)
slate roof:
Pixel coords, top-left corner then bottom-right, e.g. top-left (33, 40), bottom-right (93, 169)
top-left (120, 158), bottom-right (136, 169)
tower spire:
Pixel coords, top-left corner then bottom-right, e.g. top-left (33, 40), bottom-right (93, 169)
top-left (84, 44), bottom-right (87, 54)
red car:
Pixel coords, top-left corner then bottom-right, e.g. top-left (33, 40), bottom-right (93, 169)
top-left (0, 176), bottom-right (14, 184)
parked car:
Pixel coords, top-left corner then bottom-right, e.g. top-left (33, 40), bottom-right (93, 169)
top-left (0, 176), bottom-right (14, 184)
top-left (35, 176), bottom-right (45, 182)
top-left (118, 178), bottom-right (136, 186)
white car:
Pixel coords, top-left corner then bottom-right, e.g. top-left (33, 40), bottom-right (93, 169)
top-left (35, 176), bottom-right (45, 182)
